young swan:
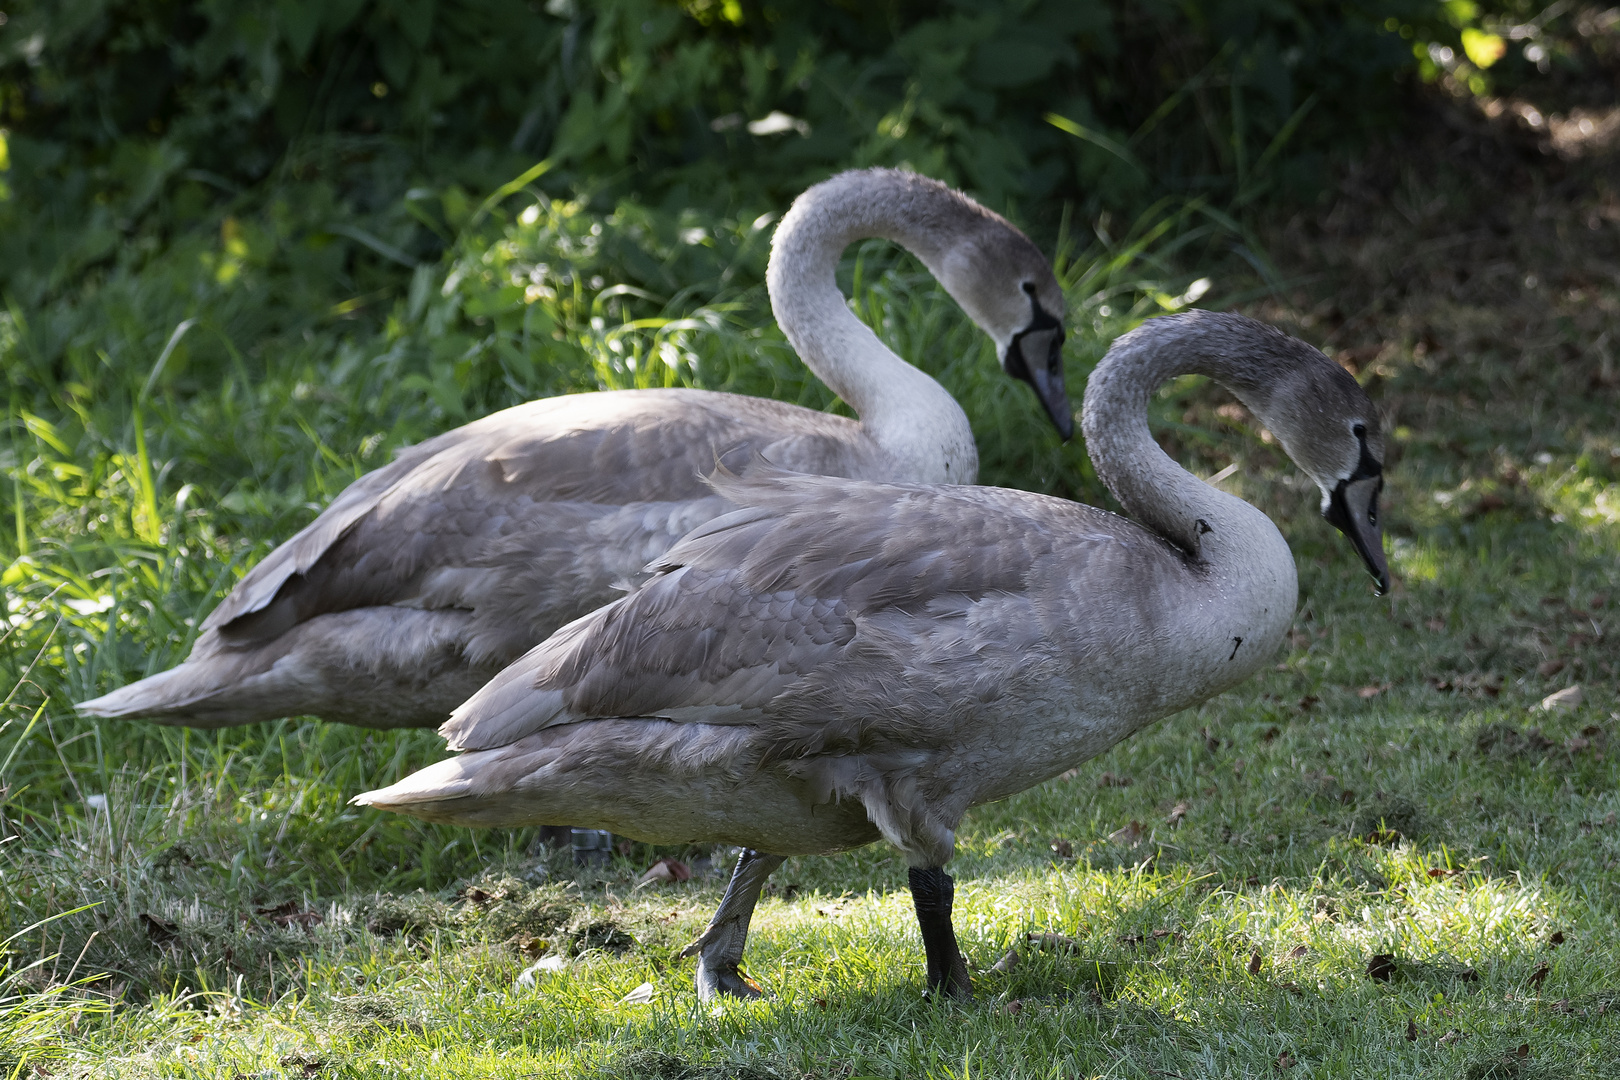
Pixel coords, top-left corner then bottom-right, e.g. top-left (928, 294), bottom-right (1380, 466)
top-left (356, 311), bottom-right (1388, 1001)
top-left (78, 168), bottom-right (1069, 732)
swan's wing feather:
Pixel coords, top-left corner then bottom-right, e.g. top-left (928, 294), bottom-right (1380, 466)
top-left (202, 393), bottom-right (862, 645)
top-left (440, 471), bottom-right (1153, 753)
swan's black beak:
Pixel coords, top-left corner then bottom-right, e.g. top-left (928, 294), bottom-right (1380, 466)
top-left (1324, 474), bottom-right (1390, 595)
top-left (1005, 301), bottom-right (1073, 440)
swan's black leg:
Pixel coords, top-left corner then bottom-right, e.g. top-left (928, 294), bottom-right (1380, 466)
top-left (680, 848), bottom-right (785, 1000)
top-left (908, 866), bottom-right (973, 999)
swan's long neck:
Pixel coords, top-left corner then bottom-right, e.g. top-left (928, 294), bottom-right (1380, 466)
top-left (1082, 317), bottom-right (1299, 610)
top-left (768, 172), bottom-right (978, 485)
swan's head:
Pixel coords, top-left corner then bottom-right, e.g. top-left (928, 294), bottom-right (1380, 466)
top-left (933, 225), bottom-right (1073, 440)
top-left (1255, 341), bottom-right (1390, 596)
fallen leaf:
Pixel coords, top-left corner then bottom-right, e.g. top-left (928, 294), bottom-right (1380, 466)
top-left (515, 955), bottom-right (569, 988)
top-left (1297, 695), bottom-right (1319, 712)
top-left (515, 934), bottom-right (550, 957)
top-left (1108, 820), bottom-right (1145, 846)
top-left (1276, 1052), bottom-right (1296, 1069)
top-left (1406, 1018), bottom-right (1419, 1041)
top-left (1528, 961), bottom-right (1550, 987)
top-left (139, 913), bottom-right (179, 945)
top-left (1539, 685), bottom-right (1584, 711)
top-left (637, 857), bottom-right (692, 886)
top-left (989, 948), bottom-right (1020, 973)
top-left (1426, 617), bottom-right (1446, 631)
top-left (1426, 867), bottom-right (1462, 880)
top-left (1288, 945), bottom-right (1309, 959)
top-left (1168, 802), bottom-right (1189, 827)
top-left (1057, 768), bottom-right (1081, 781)
top-left (1550, 931), bottom-right (1566, 947)
top-left (1437, 1030), bottom-right (1465, 1046)
top-left (1512, 1043), bottom-right (1530, 1060)
top-left (1339, 788), bottom-right (1356, 805)
top-left (1537, 658), bottom-right (1567, 678)
top-left (1002, 998), bottom-right (1022, 1016)
top-left (1357, 683), bottom-right (1390, 699)
top-left (1367, 953), bottom-right (1397, 982)
top-left (1096, 771), bottom-right (1132, 787)
top-left (1050, 839), bottom-right (1074, 859)
top-left (621, 981), bottom-right (655, 1005)
top-left (265, 908), bottom-right (323, 931)
top-left (256, 900), bottom-right (300, 919)
top-left (1262, 726), bottom-right (1280, 742)
top-left (1247, 950), bottom-right (1262, 975)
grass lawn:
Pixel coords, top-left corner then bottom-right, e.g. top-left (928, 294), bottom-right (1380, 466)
top-left (3, 98), bottom-right (1620, 1078)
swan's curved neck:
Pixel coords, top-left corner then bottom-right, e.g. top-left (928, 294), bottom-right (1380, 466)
top-left (1081, 320), bottom-right (1285, 561)
top-left (768, 174), bottom-right (978, 485)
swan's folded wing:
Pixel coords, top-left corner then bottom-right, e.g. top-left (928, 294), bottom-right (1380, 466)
top-left (202, 393), bottom-right (862, 642)
top-left (439, 471), bottom-right (1134, 753)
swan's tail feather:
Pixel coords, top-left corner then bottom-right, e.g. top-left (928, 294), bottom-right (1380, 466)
top-left (76, 657), bottom-right (324, 729)
top-left (353, 744), bottom-right (554, 827)
top-left (77, 607), bottom-right (491, 731)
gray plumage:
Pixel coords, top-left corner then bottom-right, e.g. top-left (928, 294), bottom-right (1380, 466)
top-left (78, 169), bottom-right (1070, 730)
top-left (357, 311), bottom-right (1391, 876)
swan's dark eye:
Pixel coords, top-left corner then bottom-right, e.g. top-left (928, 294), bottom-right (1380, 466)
top-left (1352, 422), bottom-right (1366, 439)
top-left (1021, 281), bottom-right (1036, 296)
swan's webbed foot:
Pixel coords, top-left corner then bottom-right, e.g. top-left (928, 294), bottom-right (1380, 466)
top-left (681, 848), bottom-right (784, 1001)
top-left (909, 865), bottom-right (973, 1000)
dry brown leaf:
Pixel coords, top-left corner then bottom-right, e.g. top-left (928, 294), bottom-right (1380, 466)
top-left (1109, 820), bottom-right (1145, 846)
top-left (1539, 685), bottom-right (1584, 711)
top-left (637, 857), bottom-right (692, 886)
top-left (1168, 802), bottom-right (1189, 827)
top-left (989, 948), bottom-right (1020, 973)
